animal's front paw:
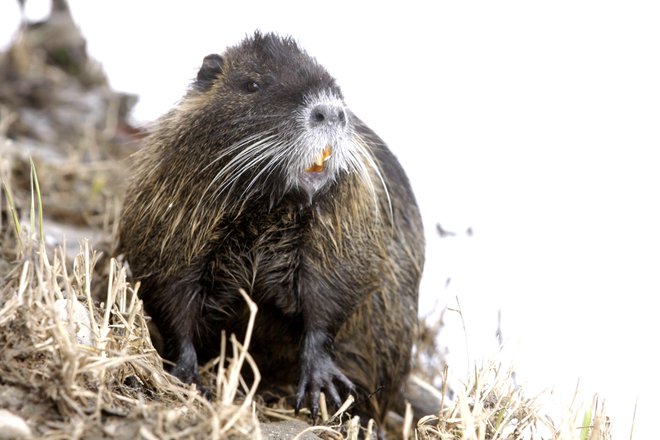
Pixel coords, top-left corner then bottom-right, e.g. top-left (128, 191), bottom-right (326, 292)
top-left (294, 352), bottom-right (354, 422)
top-left (169, 361), bottom-right (213, 399)
top-left (168, 342), bottom-right (211, 399)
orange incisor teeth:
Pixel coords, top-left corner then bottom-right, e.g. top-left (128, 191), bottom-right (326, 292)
top-left (305, 146), bottom-right (332, 173)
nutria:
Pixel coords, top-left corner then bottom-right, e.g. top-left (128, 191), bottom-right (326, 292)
top-left (116, 32), bottom-right (424, 428)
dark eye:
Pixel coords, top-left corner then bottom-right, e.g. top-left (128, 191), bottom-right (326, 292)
top-left (244, 81), bottom-right (260, 93)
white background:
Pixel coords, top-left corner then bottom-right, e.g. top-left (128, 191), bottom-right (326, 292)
top-left (2, 1), bottom-right (659, 438)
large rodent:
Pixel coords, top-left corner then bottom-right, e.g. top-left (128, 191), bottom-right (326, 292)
top-left (116, 32), bottom-right (425, 428)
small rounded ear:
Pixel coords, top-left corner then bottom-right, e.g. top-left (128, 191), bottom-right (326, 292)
top-left (195, 54), bottom-right (224, 90)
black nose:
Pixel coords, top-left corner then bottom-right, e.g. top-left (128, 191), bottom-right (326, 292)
top-left (309, 104), bottom-right (347, 127)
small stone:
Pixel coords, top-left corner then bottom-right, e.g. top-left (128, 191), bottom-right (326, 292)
top-left (0, 410), bottom-right (31, 439)
top-left (53, 298), bottom-right (94, 346)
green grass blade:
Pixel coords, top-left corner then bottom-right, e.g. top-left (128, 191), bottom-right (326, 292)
top-left (580, 405), bottom-right (593, 440)
top-left (2, 178), bottom-right (22, 245)
top-left (29, 161), bottom-right (35, 238)
top-left (29, 158), bottom-right (44, 244)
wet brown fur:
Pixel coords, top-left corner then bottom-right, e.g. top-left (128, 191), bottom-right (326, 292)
top-left (116, 32), bottom-right (424, 426)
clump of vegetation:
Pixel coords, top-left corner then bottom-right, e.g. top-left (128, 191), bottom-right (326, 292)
top-left (1, 171), bottom-right (262, 439)
top-left (414, 363), bottom-right (611, 439)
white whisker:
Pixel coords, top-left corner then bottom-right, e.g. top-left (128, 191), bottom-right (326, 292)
top-left (194, 131), bottom-right (279, 214)
top-left (237, 141), bottom-right (295, 212)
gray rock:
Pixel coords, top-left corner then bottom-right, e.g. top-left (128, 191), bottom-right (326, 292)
top-left (259, 420), bottom-right (321, 440)
top-left (0, 410), bottom-right (31, 439)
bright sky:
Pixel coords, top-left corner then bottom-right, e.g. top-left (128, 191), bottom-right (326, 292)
top-left (2, 1), bottom-right (659, 438)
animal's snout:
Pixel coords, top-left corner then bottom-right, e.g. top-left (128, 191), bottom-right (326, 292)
top-left (309, 103), bottom-right (347, 128)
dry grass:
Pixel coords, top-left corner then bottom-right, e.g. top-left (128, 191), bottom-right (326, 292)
top-left (414, 364), bottom-right (611, 440)
top-left (0, 205), bottom-right (263, 438)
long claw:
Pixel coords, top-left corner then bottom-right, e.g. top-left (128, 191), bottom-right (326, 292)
top-left (327, 383), bottom-right (342, 409)
top-left (310, 382), bottom-right (320, 422)
top-left (295, 376), bottom-right (308, 415)
top-left (337, 371), bottom-right (354, 394)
